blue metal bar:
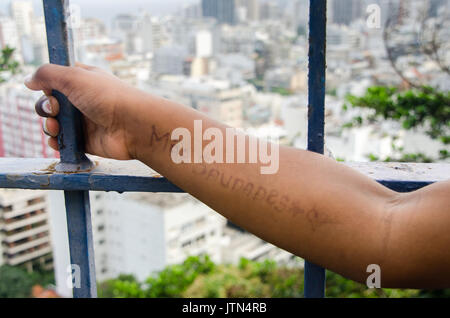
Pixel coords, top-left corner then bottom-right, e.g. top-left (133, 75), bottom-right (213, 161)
top-left (306, 0), bottom-right (327, 298)
top-left (43, 0), bottom-right (92, 171)
top-left (64, 190), bottom-right (96, 297)
top-left (43, 0), bottom-right (97, 297)
top-left (0, 158), bottom-right (446, 193)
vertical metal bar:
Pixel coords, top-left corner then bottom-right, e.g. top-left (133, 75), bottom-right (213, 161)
top-left (43, 0), bottom-right (97, 297)
top-left (305, 0), bottom-right (327, 298)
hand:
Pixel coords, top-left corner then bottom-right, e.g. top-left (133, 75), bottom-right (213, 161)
top-left (26, 63), bottom-right (139, 160)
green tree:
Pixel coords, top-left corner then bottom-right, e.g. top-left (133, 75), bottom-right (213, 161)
top-left (0, 46), bottom-right (20, 82)
top-left (98, 274), bottom-right (145, 298)
top-left (98, 255), bottom-right (447, 298)
top-left (0, 265), bottom-right (35, 298)
top-left (0, 263), bottom-right (55, 298)
top-left (343, 86), bottom-right (450, 162)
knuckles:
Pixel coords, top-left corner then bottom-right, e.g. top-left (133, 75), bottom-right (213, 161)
top-left (33, 64), bottom-right (80, 97)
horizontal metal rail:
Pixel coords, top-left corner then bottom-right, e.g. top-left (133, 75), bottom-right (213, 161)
top-left (0, 157), bottom-right (446, 193)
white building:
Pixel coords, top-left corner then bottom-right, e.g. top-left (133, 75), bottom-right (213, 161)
top-left (222, 227), bottom-right (301, 267)
top-left (30, 16), bottom-right (49, 65)
top-left (0, 189), bottom-right (53, 272)
top-left (0, 15), bottom-right (22, 63)
top-left (10, 0), bottom-right (34, 38)
top-left (0, 81), bottom-right (57, 158)
top-left (153, 45), bottom-right (189, 75)
top-left (196, 30), bottom-right (213, 58)
top-left (150, 75), bottom-right (246, 128)
top-left (279, 94), bottom-right (308, 145)
top-left (50, 191), bottom-right (227, 297)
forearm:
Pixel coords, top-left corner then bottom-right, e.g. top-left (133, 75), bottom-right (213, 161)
top-left (126, 91), bottom-right (401, 284)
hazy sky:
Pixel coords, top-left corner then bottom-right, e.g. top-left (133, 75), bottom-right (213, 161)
top-left (1, 0), bottom-right (198, 23)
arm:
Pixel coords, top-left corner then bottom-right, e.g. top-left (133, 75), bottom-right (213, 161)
top-left (27, 64), bottom-right (450, 288)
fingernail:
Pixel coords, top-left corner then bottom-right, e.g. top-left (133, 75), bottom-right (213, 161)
top-left (42, 100), bottom-right (52, 114)
top-left (24, 74), bottom-right (32, 84)
top-left (43, 118), bottom-right (50, 136)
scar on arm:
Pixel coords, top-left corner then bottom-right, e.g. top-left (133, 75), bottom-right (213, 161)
top-left (379, 210), bottom-right (394, 263)
top-left (306, 207), bottom-right (340, 232)
top-left (149, 125), bottom-right (179, 155)
top-left (191, 164), bottom-right (340, 232)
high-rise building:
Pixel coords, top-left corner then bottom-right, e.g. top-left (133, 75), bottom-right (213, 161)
top-left (428, 0), bottom-right (448, 17)
top-left (0, 82), bottom-right (58, 158)
top-left (291, 0), bottom-right (308, 32)
top-left (0, 15), bottom-right (23, 63)
top-left (10, 0), bottom-right (34, 38)
top-left (196, 30), bottom-right (213, 58)
top-left (50, 191), bottom-right (226, 297)
top-left (202, 0), bottom-right (236, 25)
top-left (235, 0), bottom-right (260, 21)
top-left (137, 14), bottom-right (166, 54)
top-left (30, 16), bottom-right (49, 65)
top-left (331, 0), bottom-right (363, 25)
top-left (183, 2), bottom-right (203, 19)
top-left (0, 189), bottom-right (53, 272)
top-left (112, 14), bottom-right (140, 54)
top-left (259, 1), bottom-right (281, 21)
top-left (153, 45), bottom-right (189, 75)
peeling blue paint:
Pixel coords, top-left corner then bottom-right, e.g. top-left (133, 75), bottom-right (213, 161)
top-left (305, 0), bottom-right (328, 298)
top-left (43, 0), bottom-right (96, 298)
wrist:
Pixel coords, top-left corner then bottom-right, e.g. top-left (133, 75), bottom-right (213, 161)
top-left (120, 90), bottom-right (161, 162)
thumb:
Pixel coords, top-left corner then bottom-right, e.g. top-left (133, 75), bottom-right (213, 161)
top-left (24, 63), bottom-right (80, 97)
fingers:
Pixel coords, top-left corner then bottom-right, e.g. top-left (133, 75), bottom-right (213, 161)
top-left (75, 62), bottom-right (97, 71)
top-left (35, 95), bottom-right (60, 117)
top-left (24, 63), bottom-right (81, 96)
top-left (48, 137), bottom-right (59, 151)
top-left (36, 94), bottom-right (60, 146)
top-left (75, 62), bottom-right (110, 75)
top-left (43, 117), bottom-right (60, 137)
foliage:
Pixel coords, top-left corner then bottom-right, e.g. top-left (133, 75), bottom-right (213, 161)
top-left (247, 78), bottom-right (264, 91)
top-left (0, 265), bottom-right (35, 298)
top-left (97, 255), bottom-right (448, 298)
top-left (97, 274), bottom-right (144, 298)
top-left (184, 258), bottom-right (303, 298)
top-left (343, 86), bottom-right (450, 162)
top-left (145, 254), bottom-right (216, 298)
top-left (296, 25), bottom-right (306, 37)
top-left (98, 255), bottom-right (216, 298)
top-left (325, 271), bottom-right (419, 298)
top-left (0, 264), bottom-right (55, 298)
top-left (344, 86), bottom-right (449, 143)
top-left (0, 46), bottom-right (20, 82)
top-left (270, 87), bottom-right (293, 96)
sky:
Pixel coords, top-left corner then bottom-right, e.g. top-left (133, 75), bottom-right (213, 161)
top-left (1, 0), bottom-right (199, 24)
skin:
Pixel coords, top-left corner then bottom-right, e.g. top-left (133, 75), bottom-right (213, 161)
top-left (26, 63), bottom-right (450, 289)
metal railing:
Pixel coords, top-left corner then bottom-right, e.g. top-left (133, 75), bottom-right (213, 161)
top-left (0, 0), bottom-right (447, 298)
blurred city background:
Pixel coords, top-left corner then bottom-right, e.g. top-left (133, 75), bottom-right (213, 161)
top-left (0, 0), bottom-right (448, 298)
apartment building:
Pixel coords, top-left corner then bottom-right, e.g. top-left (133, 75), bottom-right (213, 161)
top-left (222, 226), bottom-right (301, 267)
top-left (0, 15), bottom-right (23, 63)
top-left (49, 191), bottom-right (227, 297)
top-left (0, 189), bottom-right (53, 272)
top-left (10, 0), bottom-right (34, 38)
top-left (155, 76), bottom-right (246, 128)
top-left (0, 82), bottom-right (58, 158)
